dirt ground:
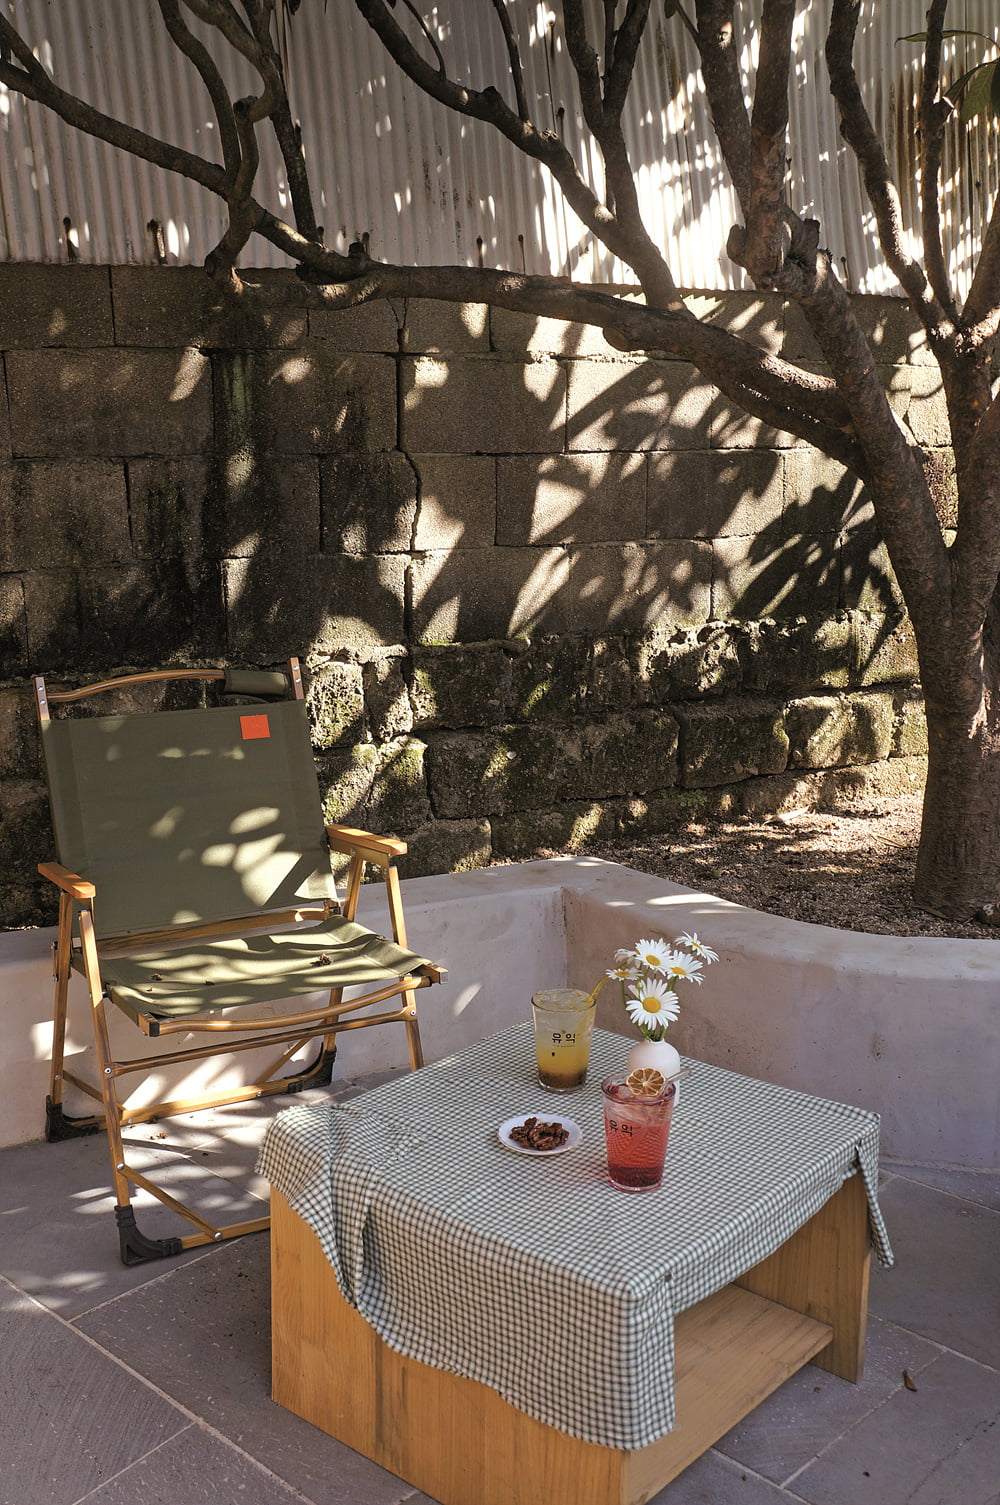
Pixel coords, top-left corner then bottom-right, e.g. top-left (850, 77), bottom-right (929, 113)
top-left (573, 794), bottom-right (1000, 941)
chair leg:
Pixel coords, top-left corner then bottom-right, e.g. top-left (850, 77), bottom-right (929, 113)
top-left (279, 1039), bottom-right (338, 1094)
top-left (45, 895), bottom-right (104, 1141)
top-left (384, 865), bottom-right (424, 1069)
top-left (76, 911), bottom-right (182, 1265)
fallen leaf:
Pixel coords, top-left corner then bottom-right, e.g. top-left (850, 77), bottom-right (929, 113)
top-left (903, 1369), bottom-right (918, 1391)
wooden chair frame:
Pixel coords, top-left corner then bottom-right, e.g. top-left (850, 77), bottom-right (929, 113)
top-left (35, 659), bottom-right (443, 1265)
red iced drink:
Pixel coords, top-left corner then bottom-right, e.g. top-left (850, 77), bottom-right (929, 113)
top-left (602, 1077), bottom-right (676, 1192)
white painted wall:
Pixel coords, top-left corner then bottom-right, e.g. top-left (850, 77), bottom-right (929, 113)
top-left (3, 858), bottom-right (998, 1166)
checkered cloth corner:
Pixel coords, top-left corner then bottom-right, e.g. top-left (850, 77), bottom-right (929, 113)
top-left (260, 1024), bottom-right (893, 1451)
top-left (257, 1101), bottom-right (428, 1304)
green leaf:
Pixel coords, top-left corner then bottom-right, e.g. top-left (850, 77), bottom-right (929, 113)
top-left (897, 29), bottom-right (996, 46)
top-left (960, 59), bottom-right (1000, 121)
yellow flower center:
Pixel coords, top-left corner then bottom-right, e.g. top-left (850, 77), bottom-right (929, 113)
top-left (641, 993), bottom-right (662, 1013)
top-left (642, 952), bottom-right (660, 966)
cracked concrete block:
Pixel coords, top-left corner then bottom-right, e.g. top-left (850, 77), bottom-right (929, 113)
top-left (565, 357), bottom-right (715, 452)
top-left (401, 356), bottom-right (565, 453)
top-left (412, 455), bottom-right (497, 550)
top-left (497, 452), bottom-right (645, 545)
top-left (7, 349), bottom-right (212, 458)
top-left (322, 452), bottom-right (417, 553)
top-left (0, 265), bottom-right (113, 347)
top-left (0, 461), bottom-right (130, 569)
top-left (648, 449), bottom-right (783, 538)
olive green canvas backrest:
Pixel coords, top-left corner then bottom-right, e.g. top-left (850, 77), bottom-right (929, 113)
top-left (41, 699), bottom-right (338, 937)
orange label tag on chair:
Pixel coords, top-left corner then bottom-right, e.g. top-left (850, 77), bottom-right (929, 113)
top-left (240, 714), bottom-right (271, 740)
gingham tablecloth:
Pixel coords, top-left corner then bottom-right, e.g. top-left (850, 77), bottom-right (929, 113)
top-left (258, 1023), bottom-right (892, 1451)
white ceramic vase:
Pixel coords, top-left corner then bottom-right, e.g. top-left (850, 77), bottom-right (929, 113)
top-left (625, 1036), bottom-right (681, 1099)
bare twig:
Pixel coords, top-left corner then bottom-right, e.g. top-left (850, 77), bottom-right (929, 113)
top-left (488, 0), bottom-right (529, 121)
top-left (919, 0), bottom-right (959, 319)
top-left (826, 0), bottom-right (952, 342)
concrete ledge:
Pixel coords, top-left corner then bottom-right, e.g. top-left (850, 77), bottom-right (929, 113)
top-left (2, 857), bottom-right (997, 1166)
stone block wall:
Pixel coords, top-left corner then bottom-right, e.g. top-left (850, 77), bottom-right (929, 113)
top-left (0, 266), bottom-right (939, 929)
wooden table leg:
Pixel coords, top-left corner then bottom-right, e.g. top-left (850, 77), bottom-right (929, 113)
top-left (734, 1172), bottom-right (871, 1382)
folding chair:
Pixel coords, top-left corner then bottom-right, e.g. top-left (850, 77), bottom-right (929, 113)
top-left (34, 657), bottom-right (444, 1265)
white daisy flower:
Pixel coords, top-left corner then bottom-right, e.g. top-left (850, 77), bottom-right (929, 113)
top-left (662, 950), bottom-right (704, 985)
top-left (625, 978), bottom-right (681, 1032)
top-left (606, 965), bottom-right (638, 982)
top-left (630, 937), bottom-right (673, 974)
top-left (678, 931), bottom-right (719, 964)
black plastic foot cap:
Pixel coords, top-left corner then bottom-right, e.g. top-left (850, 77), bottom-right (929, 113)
top-left (115, 1205), bottom-right (184, 1266)
top-left (45, 1096), bottom-right (103, 1142)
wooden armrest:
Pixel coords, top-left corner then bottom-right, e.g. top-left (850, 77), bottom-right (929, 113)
top-left (325, 824), bottom-right (408, 860)
top-left (38, 862), bottom-right (96, 900)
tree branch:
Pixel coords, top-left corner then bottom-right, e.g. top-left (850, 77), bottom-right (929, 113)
top-left (964, 189), bottom-right (1000, 328)
top-left (488, 0), bottom-right (529, 120)
top-left (156, 0), bottom-right (241, 175)
top-left (741, 0), bottom-right (795, 288)
top-left (825, 0), bottom-right (952, 343)
top-left (353, 0), bottom-right (680, 302)
top-left (919, 0), bottom-right (960, 319)
top-left (563, 0), bottom-right (680, 307)
top-left (272, 256), bottom-right (856, 460)
top-left (0, 16), bottom-right (230, 197)
top-left (694, 0), bottom-right (751, 211)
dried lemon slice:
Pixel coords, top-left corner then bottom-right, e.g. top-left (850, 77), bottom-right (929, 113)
top-left (625, 1067), bottom-right (667, 1099)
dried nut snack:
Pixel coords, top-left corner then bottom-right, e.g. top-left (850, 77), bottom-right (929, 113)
top-left (509, 1116), bottom-right (569, 1150)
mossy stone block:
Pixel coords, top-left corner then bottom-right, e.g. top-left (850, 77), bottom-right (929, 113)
top-left (396, 818), bottom-right (493, 879)
top-left (308, 662), bottom-right (365, 748)
top-left (675, 699), bottom-right (789, 788)
top-left (410, 644), bottom-right (516, 728)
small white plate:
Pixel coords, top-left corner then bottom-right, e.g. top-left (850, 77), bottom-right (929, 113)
top-left (498, 1114), bottom-right (582, 1156)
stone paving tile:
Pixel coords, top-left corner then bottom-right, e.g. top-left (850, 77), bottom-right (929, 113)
top-left (883, 1160), bottom-right (1000, 1212)
top-left (71, 1236), bottom-right (420, 1505)
top-left (0, 1135), bottom-right (263, 1318)
top-left (713, 1315), bottom-right (942, 1483)
top-left (0, 1069), bottom-right (406, 1321)
top-left (79, 1424), bottom-right (312, 1505)
top-left (869, 1174), bottom-right (1000, 1366)
top-left (789, 1350), bottom-right (1000, 1505)
top-left (0, 1276), bottom-right (187, 1505)
top-left (646, 1449), bottom-right (795, 1503)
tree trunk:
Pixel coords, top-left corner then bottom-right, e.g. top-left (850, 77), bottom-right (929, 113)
top-left (914, 695), bottom-right (1000, 922)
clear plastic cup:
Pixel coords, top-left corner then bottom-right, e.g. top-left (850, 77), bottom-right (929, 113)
top-left (530, 988), bottom-right (597, 1092)
top-left (602, 1076), bottom-right (677, 1191)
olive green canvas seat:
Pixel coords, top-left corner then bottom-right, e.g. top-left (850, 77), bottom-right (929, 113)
top-left (35, 659), bottom-right (444, 1266)
top-left (86, 916), bottom-right (430, 1023)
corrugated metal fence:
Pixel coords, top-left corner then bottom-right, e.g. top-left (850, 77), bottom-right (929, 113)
top-left (0, 0), bottom-right (997, 296)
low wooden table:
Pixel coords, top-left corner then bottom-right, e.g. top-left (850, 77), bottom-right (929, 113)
top-left (263, 1027), bottom-right (889, 1505)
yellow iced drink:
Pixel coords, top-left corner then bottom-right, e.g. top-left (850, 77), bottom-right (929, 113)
top-left (531, 988), bottom-right (597, 1092)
